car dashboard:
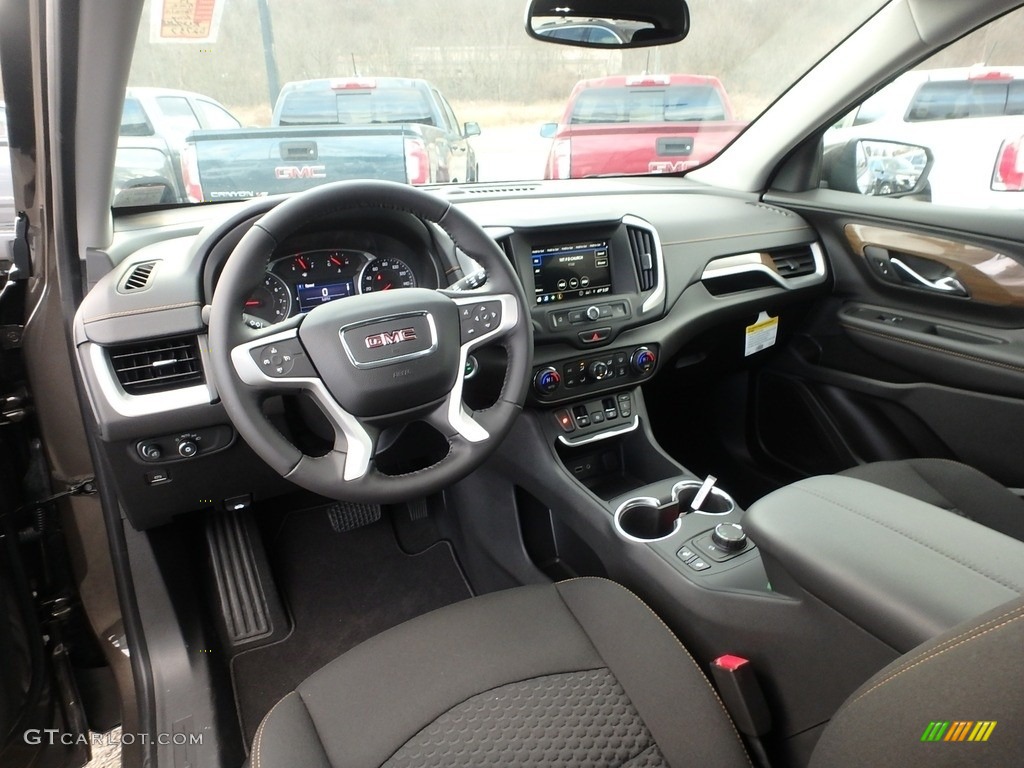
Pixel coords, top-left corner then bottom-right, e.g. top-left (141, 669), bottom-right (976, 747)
top-left (74, 178), bottom-right (829, 529)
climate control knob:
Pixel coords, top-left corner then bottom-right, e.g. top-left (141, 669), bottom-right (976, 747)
top-left (585, 305), bottom-right (601, 321)
top-left (588, 361), bottom-right (609, 380)
top-left (533, 367), bottom-right (561, 395)
top-left (630, 346), bottom-right (657, 375)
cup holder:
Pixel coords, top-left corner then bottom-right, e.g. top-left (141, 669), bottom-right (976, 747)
top-left (671, 480), bottom-right (735, 515)
top-left (613, 497), bottom-right (682, 542)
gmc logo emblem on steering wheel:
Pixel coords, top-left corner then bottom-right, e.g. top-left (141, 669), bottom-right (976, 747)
top-left (364, 327), bottom-right (418, 349)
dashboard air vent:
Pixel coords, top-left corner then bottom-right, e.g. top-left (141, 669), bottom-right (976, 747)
top-left (627, 225), bottom-right (657, 291)
top-left (768, 245), bottom-right (817, 279)
top-left (120, 261), bottom-right (158, 292)
top-left (496, 236), bottom-right (515, 262)
top-left (108, 336), bottom-right (203, 395)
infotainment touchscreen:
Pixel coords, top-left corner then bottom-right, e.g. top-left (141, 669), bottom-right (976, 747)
top-left (531, 241), bottom-right (611, 304)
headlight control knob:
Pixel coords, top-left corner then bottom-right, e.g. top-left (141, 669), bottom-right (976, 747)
top-left (630, 346), bottom-right (657, 375)
top-left (177, 440), bottom-right (199, 458)
top-left (533, 367), bottom-right (561, 395)
top-left (711, 523), bottom-right (747, 552)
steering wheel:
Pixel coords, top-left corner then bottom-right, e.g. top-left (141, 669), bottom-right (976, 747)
top-left (207, 180), bottom-right (532, 503)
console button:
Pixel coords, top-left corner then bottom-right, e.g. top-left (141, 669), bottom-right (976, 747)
top-left (687, 558), bottom-right (712, 572)
top-left (677, 546), bottom-right (696, 563)
top-left (591, 411), bottom-right (605, 424)
top-left (712, 523), bottom-right (748, 552)
top-left (585, 305), bottom-right (601, 321)
top-left (578, 327), bottom-right (611, 345)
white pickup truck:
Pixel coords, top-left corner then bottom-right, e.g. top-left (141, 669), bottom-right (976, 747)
top-left (827, 66), bottom-right (1024, 209)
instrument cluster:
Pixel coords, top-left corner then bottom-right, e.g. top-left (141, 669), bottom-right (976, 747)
top-left (242, 232), bottom-right (436, 326)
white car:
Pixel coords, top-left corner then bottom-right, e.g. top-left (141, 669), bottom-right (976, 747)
top-left (827, 66), bottom-right (1024, 208)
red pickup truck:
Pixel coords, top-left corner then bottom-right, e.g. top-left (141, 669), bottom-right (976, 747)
top-left (541, 74), bottom-right (745, 179)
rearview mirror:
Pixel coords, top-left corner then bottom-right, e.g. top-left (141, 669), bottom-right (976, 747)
top-left (823, 139), bottom-right (933, 198)
top-left (525, 0), bottom-right (689, 48)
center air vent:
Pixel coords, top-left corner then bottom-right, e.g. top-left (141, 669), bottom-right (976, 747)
top-left (108, 336), bottom-right (203, 395)
top-left (119, 261), bottom-right (158, 292)
top-left (768, 245), bottom-right (818, 279)
top-left (627, 225), bottom-right (657, 291)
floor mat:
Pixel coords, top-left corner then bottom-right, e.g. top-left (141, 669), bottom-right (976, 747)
top-left (230, 507), bottom-right (472, 744)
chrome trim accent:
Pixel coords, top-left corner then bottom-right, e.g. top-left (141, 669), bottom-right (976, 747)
top-left (338, 311), bottom-right (438, 370)
top-left (230, 327), bottom-right (374, 482)
top-left (671, 480), bottom-right (736, 516)
top-left (446, 293), bottom-right (520, 442)
top-left (85, 337), bottom-right (213, 418)
top-left (556, 415), bottom-right (639, 446)
top-left (700, 241), bottom-right (827, 291)
top-left (890, 257), bottom-right (969, 296)
top-left (623, 215), bottom-right (667, 315)
top-left (613, 496), bottom-right (682, 543)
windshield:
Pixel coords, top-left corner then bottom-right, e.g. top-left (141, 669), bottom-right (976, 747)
top-left (118, 0), bottom-right (888, 207)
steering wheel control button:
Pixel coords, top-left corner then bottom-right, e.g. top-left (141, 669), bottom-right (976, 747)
top-left (459, 300), bottom-right (502, 342)
top-left (534, 367), bottom-right (561, 395)
top-left (251, 338), bottom-right (314, 378)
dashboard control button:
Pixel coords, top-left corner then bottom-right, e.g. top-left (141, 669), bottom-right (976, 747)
top-left (631, 346), bottom-right (657, 374)
top-left (578, 327), bottom-right (611, 345)
top-left (145, 469), bottom-right (170, 485)
top-left (687, 558), bottom-right (712, 572)
top-left (585, 305), bottom-right (601, 321)
top-left (177, 440), bottom-right (198, 458)
top-left (138, 442), bottom-right (163, 461)
top-left (554, 409), bottom-right (575, 433)
top-left (533, 367), bottom-right (561, 395)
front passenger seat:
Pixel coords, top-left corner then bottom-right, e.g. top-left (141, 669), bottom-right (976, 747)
top-left (839, 458), bottom-right (1024, 542)
top-left (248, 578), bottom-right (1024, 767)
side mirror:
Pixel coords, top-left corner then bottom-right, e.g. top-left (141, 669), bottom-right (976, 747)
top-left (463, 122), bottom-right (481, 138)
top-left (823, 139), bottom-right (932, 198)
top-left (539, 122), bottom-right (558, 139)
top-left (525, 0), bottom-right (689, 49)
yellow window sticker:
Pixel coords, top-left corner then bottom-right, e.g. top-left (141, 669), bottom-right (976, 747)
top-left (744, 311), bottom-right (778, 357)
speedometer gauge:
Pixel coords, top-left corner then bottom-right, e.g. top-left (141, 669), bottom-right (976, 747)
top-left (359, 257), bottom-right (417, 293)
top-left (242, 273), bottom-right (292, 325)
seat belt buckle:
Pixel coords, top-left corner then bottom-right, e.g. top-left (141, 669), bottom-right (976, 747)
top-left (710, 654), bottom-right (772, 737)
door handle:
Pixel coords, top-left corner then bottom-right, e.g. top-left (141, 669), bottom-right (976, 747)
top-left (890, 257), bottom-right (969, 297)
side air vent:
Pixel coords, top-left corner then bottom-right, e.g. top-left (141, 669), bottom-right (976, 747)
top-left (768, 245), bottom-right (818, 279)
top-left (119, 261), bottom-right (158, 292)
top-left (496, 236), bottom-right (515, 262)
top-left (108, 336), bottom-right (203, 395)
top-left (627, 225), bottom-right (657, 291)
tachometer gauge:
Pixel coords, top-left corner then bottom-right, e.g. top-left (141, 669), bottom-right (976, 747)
top-left (359, 257), bottom-right (417, 293)
top-left (242, 273), bottom-right (293, 326)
